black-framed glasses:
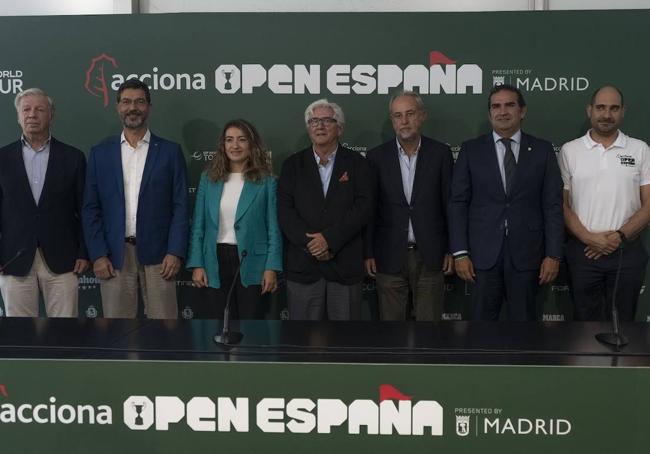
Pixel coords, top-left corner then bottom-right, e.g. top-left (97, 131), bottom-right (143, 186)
top-left (308, 117), bottom-right (337, 127)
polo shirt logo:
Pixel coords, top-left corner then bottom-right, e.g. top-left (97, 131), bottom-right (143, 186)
top-left (617, 154), bottom-right (635, 167)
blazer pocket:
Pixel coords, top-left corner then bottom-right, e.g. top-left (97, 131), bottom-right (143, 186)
top-left (254, 241), bottom-right (268, 255)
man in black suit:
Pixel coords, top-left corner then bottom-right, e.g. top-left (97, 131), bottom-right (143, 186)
top-left (449, 84), bottom-right (563, 321)
top-left (0, 88), bottom-right (88, 317)
top-left (365, 91), bottom-right (453, 321)
top-left (277, 99), bottom-right (373, 320)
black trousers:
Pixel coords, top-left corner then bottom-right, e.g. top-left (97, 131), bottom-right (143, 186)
top-left (472, 238), bottom-right (539, 322)
top-left (565, 237), bottom-right (648, 321)
top-left (200, 244), bottom-right (264, 320)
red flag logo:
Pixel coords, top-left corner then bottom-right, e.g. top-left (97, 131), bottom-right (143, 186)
top-left (429, 51), bottom-right (456, 66)
top-left (379, 384), bottom-right (412, 402)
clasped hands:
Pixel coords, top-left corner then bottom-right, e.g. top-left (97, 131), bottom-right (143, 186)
top-left (306, 232), bottom-right (332, 261)
top-left (583, 231), bottom-right (622, 260)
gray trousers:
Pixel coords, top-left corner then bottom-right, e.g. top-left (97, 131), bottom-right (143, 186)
top-left (286, 278), bottom-right (362, 321)
top-left (375, 249), bottom-right (444, 321)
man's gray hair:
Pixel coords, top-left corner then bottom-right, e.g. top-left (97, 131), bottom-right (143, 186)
top-left (14, 88), bottom-right (55, 113)
top-left (304, 98), bottom-right (345, 127)
top-left (388, 90), bottom-right (425, 113)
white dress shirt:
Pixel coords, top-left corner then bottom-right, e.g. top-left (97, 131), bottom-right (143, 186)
top-left (121, 130), bottom-right (151, 237)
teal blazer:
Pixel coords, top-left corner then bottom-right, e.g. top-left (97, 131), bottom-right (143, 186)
top-left (186, 172), bottom-right (282, 288)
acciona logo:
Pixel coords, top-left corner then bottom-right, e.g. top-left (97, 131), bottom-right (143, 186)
top-left (123, 385), bottom-right (443, 436)
top-left (83, 50), bottom-right (482, 106)
top-left (0, 396), bottom-right (112, 425)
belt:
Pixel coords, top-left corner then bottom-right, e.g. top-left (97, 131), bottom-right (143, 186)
top-left (407, 242), bottom-right (417, 250)
top-left (125, 236), bottom-right (137, 245)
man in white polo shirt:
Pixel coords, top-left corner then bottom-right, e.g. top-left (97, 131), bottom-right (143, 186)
top-left (559, 85), bottom-right (650, 321)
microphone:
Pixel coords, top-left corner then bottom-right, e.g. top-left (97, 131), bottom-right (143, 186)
top-left (214, 249), bottom-right (247, 346)
top-left (0, 249), bottom-right (26, 274)
top-left (596, 246), bottom-right (628, 349)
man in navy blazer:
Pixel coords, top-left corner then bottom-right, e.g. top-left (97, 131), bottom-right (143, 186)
top-left (365, 91), bottom-right (454, 321)
top-left (0, 88), bottom-right (88, 317)
top-left (449, 84), bottom-right (563, 321)
top-left (82, 79), bottom-right (188, 319)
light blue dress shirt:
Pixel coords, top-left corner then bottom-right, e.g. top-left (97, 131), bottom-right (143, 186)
top-left (397, 138), bottom-right (420, 243)
top-left (21, 134), bottom-right (51, 204)
top-left (314, 147), bottom-right (337, 196)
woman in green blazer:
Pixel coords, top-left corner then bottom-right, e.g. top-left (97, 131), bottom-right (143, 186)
top-left (187, 119), bottom-right (282, 319)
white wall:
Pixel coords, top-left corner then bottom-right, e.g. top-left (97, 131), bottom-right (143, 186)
top-left (1, 0), bottom-right (650, 15)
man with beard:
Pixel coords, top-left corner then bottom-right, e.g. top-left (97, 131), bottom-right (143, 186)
top-left (560, 85), bottom-right (650, 321)
top-left (277, 99), bottom-right (372, 320)
top-left (82, 79), bottom-right (188, 319)
top-left (449, 84), bottom-right (563, 321)
top-left (0, 88), bottom-right (88, 317)
top-left (365, 91), bottom-right (453, 321)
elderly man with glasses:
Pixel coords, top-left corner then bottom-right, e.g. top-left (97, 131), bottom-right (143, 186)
top-left (277, 99), bottom-right (373, 320)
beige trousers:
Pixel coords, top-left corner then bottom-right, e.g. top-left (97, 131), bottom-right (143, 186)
top-left (0, 249), bottom-right (79, 317)
top-left (100, 244), bottom-right (178, 319)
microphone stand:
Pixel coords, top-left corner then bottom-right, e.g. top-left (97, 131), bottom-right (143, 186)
top-left (0, 248), bottom-right (26, 274)
top-left (596, 246), bottom-right (628, 349)
top-left (214, 250), bottom-right (247, 346)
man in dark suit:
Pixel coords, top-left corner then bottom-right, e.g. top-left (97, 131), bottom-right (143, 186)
top-left (82, 79), bottom-right (188, 319)
top-left (0, 88), bottom-right (88, 317)
top-left (277, 99), bottom-right (372, 320)
top-left (449, 84), bottom-right (563, 321)
top-left (365, 91), bottom-right (453, 321)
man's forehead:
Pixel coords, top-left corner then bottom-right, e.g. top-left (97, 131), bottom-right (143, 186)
top-left (391, 96), bottom-right (418, 112)
top-left (313, 106), bottom-right (334, 115)
top-left (19, 94), bottom-right (49, 107)
top-left (490, 91), bottom-right (518, 104)
top-left (593, 88), bottom-right (622, 106)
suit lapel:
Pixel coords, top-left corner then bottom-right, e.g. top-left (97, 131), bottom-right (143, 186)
top-left (111, 137), bottom-right (125, 198)
top-left (207, 178), bottom-right (224, 227)
top-left (388, 142), bottom-right (409, 206)
top-left (511, 133), bottom-right (532, 195)
top-left (303, 148), bottom-right (325, 204)
top-left (11, 141), bottom-right (37, 208)
top-left (410, 142), bottom-right (428, 204)
top-left (483, 134), bottom-right (507, 198)
top-left (236, 180), bottom-right (262, 222)
top-left (325, 147), bottom-right (346, 205)
top-left (38, 137), bottom-right (58, 207)
top-left (138, 135), bottom-right (158, 199)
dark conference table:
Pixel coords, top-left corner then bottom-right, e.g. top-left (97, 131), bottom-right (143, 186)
top-left (0, 318), bottom-right (648, 365)
top-left (1, 319), bottom-right (650, 453)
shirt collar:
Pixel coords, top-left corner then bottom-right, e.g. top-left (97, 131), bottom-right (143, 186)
top-left (21, 134), bottom-right (51, 151)
top-left (396, 137), bottom-right (421, 157)
top-left (120, 129), bottom-right (151, 146)
top-left (492, 130), bottom-right (522, 145)
top-left (583, 129), bottom-right (627, 150)
top-left (313, 145), bottom-right (338, 166)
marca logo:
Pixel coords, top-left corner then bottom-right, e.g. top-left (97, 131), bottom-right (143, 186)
top-left (123, 385), bottom-right (443, 436)
top-left (215, 51), bottom-right (482, 95)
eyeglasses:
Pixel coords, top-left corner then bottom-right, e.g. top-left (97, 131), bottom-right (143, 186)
top-left (390, 110), bottom-right (419, 121)
top-left (308, 117), bottom-right (337, 127)
top-left (119, 98), bottom-right (148, 106)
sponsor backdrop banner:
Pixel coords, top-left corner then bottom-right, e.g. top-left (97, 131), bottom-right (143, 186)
top-left (0, 11), bottom-right (649, 320)
top-left (0, 359), bottom-right (649, 452)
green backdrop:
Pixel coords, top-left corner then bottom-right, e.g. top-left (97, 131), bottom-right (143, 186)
top-left (0, 10), bottom-right (648, 320)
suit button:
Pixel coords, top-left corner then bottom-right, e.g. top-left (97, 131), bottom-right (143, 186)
top-left (506, 203), bottom-right (510, 208)
top-left (235, 224), bottom-right (240, 230)
top-left (409, 206), bottom-right (413, 211)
